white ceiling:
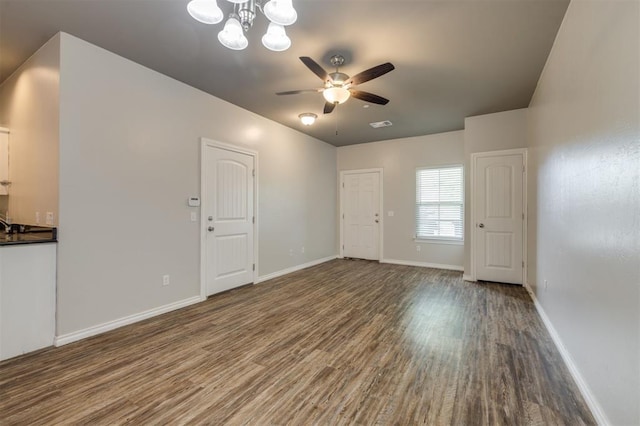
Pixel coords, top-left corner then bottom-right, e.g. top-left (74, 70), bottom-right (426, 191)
top-left (0, 0), bottom-right (569, 146)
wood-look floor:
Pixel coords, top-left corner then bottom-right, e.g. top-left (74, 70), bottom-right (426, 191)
top-left (1, 260), bottom-right (595, 425)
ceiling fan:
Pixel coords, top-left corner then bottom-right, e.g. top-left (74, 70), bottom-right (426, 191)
top-left (277, 55), bottom-right (395, 114)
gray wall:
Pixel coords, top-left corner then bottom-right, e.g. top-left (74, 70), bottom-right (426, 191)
top-left (337, 131), bottom-right (465, 268)
top-left (527, 1), bottom-right (639, 424)
top-left (57, 33), bottom-right (336, 336)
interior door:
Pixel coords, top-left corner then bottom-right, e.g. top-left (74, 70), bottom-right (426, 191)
top-left (204, 145), bottom-right (254, 295)
top-left (343, 172), bottom-right (380, 260)
top-left (474, 153), bottom-right (524, 285)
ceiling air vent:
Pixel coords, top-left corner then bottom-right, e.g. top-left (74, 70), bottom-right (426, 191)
top-left (369, 120), bottom-right (393, 129)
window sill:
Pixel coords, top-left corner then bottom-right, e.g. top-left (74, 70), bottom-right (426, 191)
top-left (414, 238), bottom-right (464, 246)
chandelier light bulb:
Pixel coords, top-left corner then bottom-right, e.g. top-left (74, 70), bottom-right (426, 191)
top-left (263, 0), bottom-right (297, 26)
top-left (218, 16), bottom-right (249, 50)
top-left (262, 23), bottom-right (291, 51)
top-left (187, 0), bottom-right (223, 24)
top-left (323, 87), bottom-right (351, 104)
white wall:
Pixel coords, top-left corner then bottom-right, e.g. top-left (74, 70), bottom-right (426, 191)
top-left (463, 108), bottom-right (528, 276)
top-left (57, 33), bottom-right (336, 336)
top-left (337, 131), bottom-right (464, 269)
top-left (527, 1), bottom-right (639, 424)
top-left (0, 34), bottom-right (60, 225)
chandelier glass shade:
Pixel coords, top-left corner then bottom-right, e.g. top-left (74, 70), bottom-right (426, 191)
top-left (187, 0), bottom-right (223, 24)
top-left (187, 0), bottom-right (297, 51)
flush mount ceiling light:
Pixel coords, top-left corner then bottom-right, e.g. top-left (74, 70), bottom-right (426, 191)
top-left (187, 0), bottom-right (296, 51)
top-left (298, 113), bottom-right (317, 126)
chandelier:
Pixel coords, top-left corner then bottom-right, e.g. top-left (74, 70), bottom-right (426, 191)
top-left (187, 0), bottom-right (297, 51)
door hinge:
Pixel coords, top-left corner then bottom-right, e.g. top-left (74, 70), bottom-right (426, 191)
top-left (253, 264), bottom-right (255, 271)
top-left (522, 165), bottom-right (525, 173)
top-left (252, 169), bottom-right (255, 177)
top-left (342, 182), bottom-right (345, 188)
top-left (342, 244), bottom-right (344, 250)
top-left (522, 213), bottom-right (524, 220)
top-left (522, 261), bottom-right (525, 268)
top-left (342, 213), bottom-right (344, 219)
top-left (252, 216), bottom-right (255, 224)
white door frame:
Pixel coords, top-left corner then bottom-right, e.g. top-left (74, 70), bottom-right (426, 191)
top-left (470, 148), bottom-right (527, 284)
top-left (338, 168), bottom-right (384, 261)
top-left (200, 138), bottom-right (259, 300)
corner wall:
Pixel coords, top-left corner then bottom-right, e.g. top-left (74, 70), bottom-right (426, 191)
top-left (57, 33), bottom-right (336, 336)
top-left (0, 34), bottom-right (60, 226)
top-left (527, 1), bottom-right (639, 424)
top-left (337, 131), bottom-right (465, 269)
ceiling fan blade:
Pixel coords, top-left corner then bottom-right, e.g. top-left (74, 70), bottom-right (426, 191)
top-left (348, 62), bottom-right (395, 86)
top-left (349, 90), bottom-right (390, 105)
top-left (276, 89), bottom-right (323, 95)
top-left (323, 102), bottom-right (336, 114)
top-left (300, 57), bottom-right (330, 82)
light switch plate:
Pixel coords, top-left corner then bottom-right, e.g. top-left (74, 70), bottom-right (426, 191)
top-left (45, 212), bottom-right (54, 225)
top-left (190, 212), bottom-right (197, 222)
top-left (388, 211), bottom-right (395, 217)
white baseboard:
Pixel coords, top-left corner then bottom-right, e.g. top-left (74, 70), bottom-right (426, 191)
top-left (381, 258), bottom-right (464, 272)
top-left (462, 274), bottom-right (475, 282)
top-left (523, 283), bottom-right (609, 426)
top-left (54, 295), bottom-right (204, 347)
top-left (255, 255), bottom-right (338, 284)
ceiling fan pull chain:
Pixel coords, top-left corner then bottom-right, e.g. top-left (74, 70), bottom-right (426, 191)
top-left (335, 103), bottom-right (339, 136)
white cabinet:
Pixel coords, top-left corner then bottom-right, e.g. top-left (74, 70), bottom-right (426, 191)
top-left (0, 127), bottom-right (8, 195)
top-left (0, 243), bottom-right (56, 361)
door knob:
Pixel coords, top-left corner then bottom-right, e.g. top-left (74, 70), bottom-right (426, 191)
top-left (478, 223), bottom-right (485, 228)
top-left (208, 226), bottom-right (215, 232)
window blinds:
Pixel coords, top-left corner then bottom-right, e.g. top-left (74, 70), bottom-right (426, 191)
top-left (416, 166), bottom-right (464, 240)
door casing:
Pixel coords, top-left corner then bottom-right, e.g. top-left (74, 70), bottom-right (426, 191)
top-left (339, 168), bottom-right (384, 261)
top-left (470, 148), bottom-right (527, 284)
top-left (200, 138), bottom-right (258, 299)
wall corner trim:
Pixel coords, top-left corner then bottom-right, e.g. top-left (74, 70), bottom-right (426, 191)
top-left (381, 258), bottom-right (464, 272)
top-left (54, 295), bottom-right (205, 347)
top-left (523, 283), bottom-right (610, 426)
top-left (255, 255), bottom-right (338, 284)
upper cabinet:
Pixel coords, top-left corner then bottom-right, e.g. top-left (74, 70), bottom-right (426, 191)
top-left (0, 128), bottom-right (8, 195)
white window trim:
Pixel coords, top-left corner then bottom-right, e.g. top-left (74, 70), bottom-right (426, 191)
top-left (415, 164), bottom-right (465, 243)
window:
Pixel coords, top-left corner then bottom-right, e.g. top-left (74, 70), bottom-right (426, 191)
top-left (416, 165), bottom-right (464, 241)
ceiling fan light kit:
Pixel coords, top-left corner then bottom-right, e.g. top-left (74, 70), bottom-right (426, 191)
top-left (277, 55), bottom-right (395, 116)
top-left (187, 0), bottom-right (297, 51)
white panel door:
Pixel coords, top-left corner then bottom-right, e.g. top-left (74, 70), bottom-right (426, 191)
top-left (474, 153), bottom-right (524, 284)
top-left (204, 146), bottom-right (254, 295)
top-left (343, 172), bottom-right (380, 260)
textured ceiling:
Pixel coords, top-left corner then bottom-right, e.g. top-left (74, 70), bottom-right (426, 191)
top-left (0, 0), bottom-right (569, 146)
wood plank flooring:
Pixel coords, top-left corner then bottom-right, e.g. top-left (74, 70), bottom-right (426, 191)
top-left (0, 260), bottom-right (595, 425)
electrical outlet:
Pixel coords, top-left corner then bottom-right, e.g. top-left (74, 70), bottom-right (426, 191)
top-left (45, 212), bottom-right (54, 225)
top-left (163, 275), bottom-right (170, 286)
top-left (416, 245), bottom-right (421, 252)
top-left (301, 246), bottom-right (305, 253)
top-left (544, 279), bottom-right (548, 290)
top-left (190, 212), bottom-right (197, 222)
top-left (388, 211), bottom-right (395, 217)
top-left (35, 212), bottom-right (40, 224)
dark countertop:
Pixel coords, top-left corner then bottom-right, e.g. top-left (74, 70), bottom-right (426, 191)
top-left (0, 226), bottom-right (57, 246)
